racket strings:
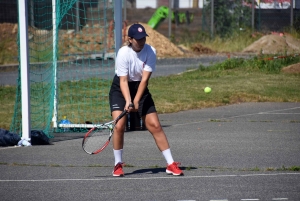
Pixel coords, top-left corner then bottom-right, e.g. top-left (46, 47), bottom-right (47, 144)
top-left (83, 126), bottom-right (111, 154)
top-left (82, 111), bottom-right (127, 155)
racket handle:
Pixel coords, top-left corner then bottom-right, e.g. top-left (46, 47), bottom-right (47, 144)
top-left (119, 110), bottom-right (128, 119)
top-left (116, 104), bottom-right (132, 122)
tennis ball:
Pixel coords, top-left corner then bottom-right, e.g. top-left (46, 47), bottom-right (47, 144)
top-left (204, 87), bottom-right (211, 93)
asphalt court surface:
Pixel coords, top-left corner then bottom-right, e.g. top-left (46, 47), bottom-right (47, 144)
top-left (0, 102), bottom-right (300, 201)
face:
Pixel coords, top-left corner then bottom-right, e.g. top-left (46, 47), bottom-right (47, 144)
top-left (129, 37), bottom-right (146, 52)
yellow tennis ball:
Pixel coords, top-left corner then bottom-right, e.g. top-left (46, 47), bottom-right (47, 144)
top-left (204, 87), bottom-right (211, 93)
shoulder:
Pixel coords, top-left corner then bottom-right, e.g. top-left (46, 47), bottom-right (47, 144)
top-left (116, 46), bottom-right (132, 61)
top-left (144, 44), bottom-right (156, 55)
top-left (118, 45), bottom-right (130, 55)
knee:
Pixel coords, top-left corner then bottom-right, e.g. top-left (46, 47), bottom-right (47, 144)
top-left (114, 124), bottom-right (126, 134)
top-left (147, 122), bottom-right (162, 133)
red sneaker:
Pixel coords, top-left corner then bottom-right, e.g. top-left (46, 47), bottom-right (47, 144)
top-left (112, 163), bottom-right (124, 177)
top-left (166, 162), bottom-right (184, 176)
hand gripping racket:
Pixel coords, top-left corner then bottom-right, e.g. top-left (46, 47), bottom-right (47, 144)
top-left (82, 109), bottom-right (128, 155)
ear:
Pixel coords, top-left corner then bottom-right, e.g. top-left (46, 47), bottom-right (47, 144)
top-left (128, 37), bottom-right (133, 43)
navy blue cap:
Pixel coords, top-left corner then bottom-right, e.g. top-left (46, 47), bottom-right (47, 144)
top-left (128, 24), bottom-right (149, 39)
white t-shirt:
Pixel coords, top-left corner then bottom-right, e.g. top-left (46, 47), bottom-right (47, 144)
top-left (115, 44), bottom-right (156, 81)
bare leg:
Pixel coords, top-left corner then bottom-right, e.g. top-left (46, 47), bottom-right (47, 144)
top-left (112, 111), bottom-right (127, 150)
top-left (111, 111), bottom-right (127, 176)
top-left (144, 112), bottom-right (170, 151)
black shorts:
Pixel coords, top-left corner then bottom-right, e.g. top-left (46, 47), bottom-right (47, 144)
top-left (109, 75), bottom-right (156, 117)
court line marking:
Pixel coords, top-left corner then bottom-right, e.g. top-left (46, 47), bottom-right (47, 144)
top-left (241, 199), bottom-right (259, 201)
top-left (209, 200), bottom-right (228, 201)
top-left (0, 146), bottom-right (20, 150)
top-left (259, 113), bottom-right (300, 115)
top-left (0, 172), bottom-right (299, 182)
top-left (172, 107), bottom-right (300, 127)
top-left (177, 200), bottom-right (196, 201)
top-left (258, 107), bottom-right (300, 114)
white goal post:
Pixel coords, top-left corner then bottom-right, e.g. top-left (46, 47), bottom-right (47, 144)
top-left (19, 0), bottom-right (31, 139)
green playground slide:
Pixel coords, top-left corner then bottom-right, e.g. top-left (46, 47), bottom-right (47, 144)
top-left (147, 6), bottom-right (194, 29)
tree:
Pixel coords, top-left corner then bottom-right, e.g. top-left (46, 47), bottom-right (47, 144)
top-left (204, 0), bottom-right (252, 37)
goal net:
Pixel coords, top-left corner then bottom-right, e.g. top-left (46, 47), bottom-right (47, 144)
top-left (11, 0), bottom-right (117, 137)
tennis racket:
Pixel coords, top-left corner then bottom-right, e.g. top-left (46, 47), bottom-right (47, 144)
top-left (82, 110), bottom-right (128, 155)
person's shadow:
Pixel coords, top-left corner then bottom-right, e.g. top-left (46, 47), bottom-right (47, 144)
top-left (124, 166), bottom-right (197, 176)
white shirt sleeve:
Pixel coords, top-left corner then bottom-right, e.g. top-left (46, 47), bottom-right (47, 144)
top-left (115, 46), bottom-right (129, 76)
top-left (143, 46), bottom-right (156, 73)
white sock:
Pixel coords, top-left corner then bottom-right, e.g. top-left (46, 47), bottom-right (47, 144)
top-left (162, 148), bottom-right (174, 165)
top-left (113, 149), bottom-right (123, 165)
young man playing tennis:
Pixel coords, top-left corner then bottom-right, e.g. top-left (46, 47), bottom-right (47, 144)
top-left (109, 23), bottom-right (183, 177)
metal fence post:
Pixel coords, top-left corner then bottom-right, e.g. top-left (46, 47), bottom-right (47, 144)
top-left (211, 0), bottom-right (214, 38)
top-left (291, 0), bottom-right (294, 30)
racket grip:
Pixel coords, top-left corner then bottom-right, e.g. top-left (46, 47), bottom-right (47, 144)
top-left (120, 109), bottom-right (128, 118)
top-left (129, 103), bottom-right (134, 108)
top-left (117, 104), bottom-right (132, 120)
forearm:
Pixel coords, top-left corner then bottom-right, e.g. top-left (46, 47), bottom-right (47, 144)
top-left (119, 76), bottom-right (131, 103)
top-left (134, 79), bottom-right (148, 103)
top-left (134, 71), bottom-right (151, 104)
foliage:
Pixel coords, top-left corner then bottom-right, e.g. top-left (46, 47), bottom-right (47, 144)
top-left (0, 39), bottom-right (17, 65)
top-left (0, 86), bottom-right (16, 129)
top-left (203, 0), bottom-right (253, 37)
top-left (207, 55), bottom-right (300, 73)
